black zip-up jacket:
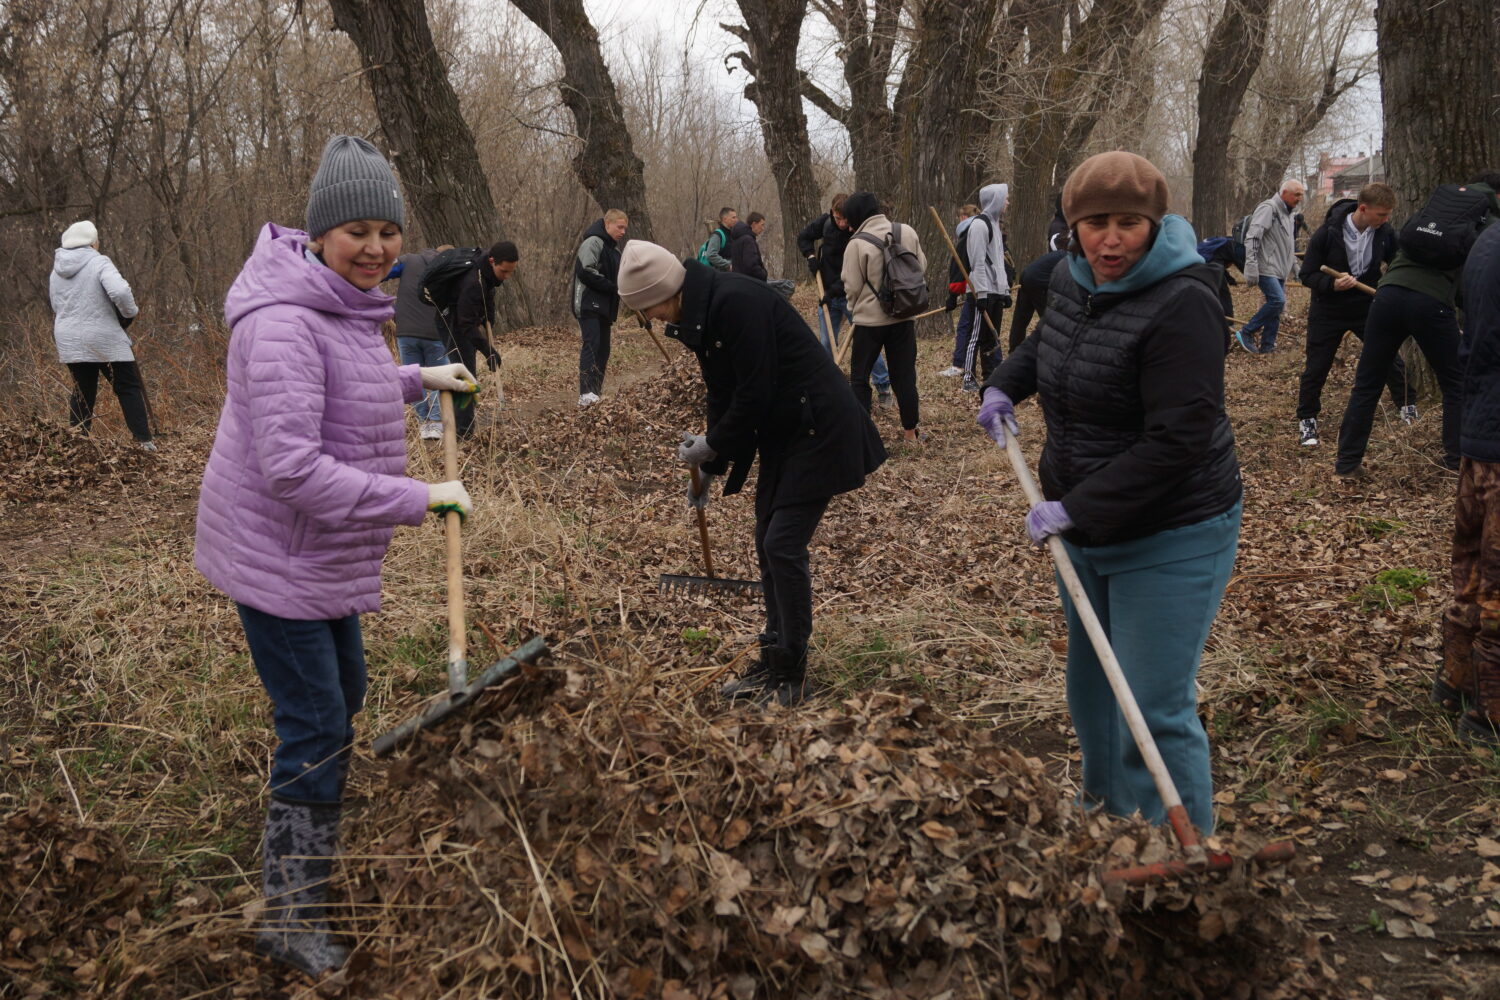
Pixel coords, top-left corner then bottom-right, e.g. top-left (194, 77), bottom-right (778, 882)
top-left (665, 260), bottom-right (885, 505)
top-left (728, 221), bottom-right (767, 281)
top-left (795, 212), bottom-right (850, 298)
top-left (1298, 198), bottom-right (1397, 323)
top-left (1460, 225), bottom-right (1500, 461)
top-left (453, 266), bottom-right (503, 360)
top-left (571, 218), bottom-right (621, 322)
top-left (986, 258), bottom-right (1241, 546)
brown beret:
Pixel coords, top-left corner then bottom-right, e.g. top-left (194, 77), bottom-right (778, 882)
top-left (1062, 151), bottom-right (1170, 226)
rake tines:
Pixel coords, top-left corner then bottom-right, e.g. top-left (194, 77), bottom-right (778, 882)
top-left (658, 573), bottom-right (763, 597)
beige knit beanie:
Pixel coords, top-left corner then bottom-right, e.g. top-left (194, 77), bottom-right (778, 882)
top-left (618, 241), bottom-right (686, 311)
top-left (1062, 151), bottom-right (1170, 226)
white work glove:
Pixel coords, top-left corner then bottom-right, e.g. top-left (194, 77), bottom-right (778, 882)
top-left (426, 480), bottom-right (473, 523)
top-left (687, 468), bottom-right (717, 510)
top-left (677, 431), bottom-right (717, 466)
top-left (420, 363), bottom-right (479, 393)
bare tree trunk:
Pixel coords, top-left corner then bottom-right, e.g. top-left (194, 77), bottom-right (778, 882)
top-left (723, 0), bottom-right (820, 270)
top-left (1191, 0), bottom-right (1273, 237)
top-left (509, 0), bottom-right (653, 241)
top-left (803, 0), bottom-right (900, 196)
top-left (326, 0), bottom-right (531, 325)
top-left (1375, 0), bottom-right (1500, 214)
top-left (892, 0), bottom-right (1005, 259)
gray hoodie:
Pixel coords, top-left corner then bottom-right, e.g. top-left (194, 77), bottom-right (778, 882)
top-left (50, 246), bottom-right (138, 364)
top-left (966, 183), bottom-right (1009, 296)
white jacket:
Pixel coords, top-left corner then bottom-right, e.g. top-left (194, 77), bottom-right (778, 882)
top-left (50, 247), bottom-right (138, 364)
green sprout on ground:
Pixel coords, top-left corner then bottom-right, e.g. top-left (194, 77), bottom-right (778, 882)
top-left (1354, 568), bottom-right (1430, 611)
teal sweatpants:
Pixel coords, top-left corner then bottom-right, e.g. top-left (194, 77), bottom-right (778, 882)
top-left (1057, 502), bottom-right (1241, 832)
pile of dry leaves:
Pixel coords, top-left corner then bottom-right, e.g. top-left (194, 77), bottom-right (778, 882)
top-left (339, 667), bottom-right (1335, 999)
top-left (0, 424), bottom-right (157, 504)
top-left (1, 803), bottom-right (148, 997)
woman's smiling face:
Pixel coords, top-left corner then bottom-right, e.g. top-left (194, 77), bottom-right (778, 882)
top-left (317, 219), bottom-right (402, 290)
top-left (1075, 213), bottom-right (1151, 286)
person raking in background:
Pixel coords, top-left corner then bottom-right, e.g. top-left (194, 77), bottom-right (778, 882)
top-left (49, 220), bottom-right (157, 451)
top-left (194, 135), bottom-right (480, 977)
top-left (978, 151), bottom-right (1241, 833)
top-left (617, 240), bottom-right (886, 707)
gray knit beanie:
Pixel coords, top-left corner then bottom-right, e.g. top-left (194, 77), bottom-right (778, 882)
top-left (305, 135), bottom-right (404, 238)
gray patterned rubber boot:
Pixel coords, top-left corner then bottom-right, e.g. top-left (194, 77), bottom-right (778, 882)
top-left (721, 632), bottom-right (777, 700)
top-left (256, 798), bottom-right (349, 976)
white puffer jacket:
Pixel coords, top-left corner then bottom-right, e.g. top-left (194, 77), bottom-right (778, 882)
top-left (50, 247), bottom-right (138, 364)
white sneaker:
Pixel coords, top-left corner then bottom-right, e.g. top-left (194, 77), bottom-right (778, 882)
top-left (138, 440), bottom-right (158, 453)
top-left (1400, 403), bottom-right (1418, 425)
top-left (419, 421), bottom-right (442, 440)
top-left (578, 392), bottom-right (601, 408)
top-left (938, 366), bottom-right (963, 377)
top-left (1298, 418), bottom-right (1318, 447)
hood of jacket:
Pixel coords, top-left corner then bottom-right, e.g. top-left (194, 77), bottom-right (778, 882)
top-left (1068, 214), bottom-right (1204, 295)
top-left (730, 221), bottom-right (754, 242)
top-left (226, 223), bottom-right (394, 330)
top-left (53, 246), bottom-right (97, 280)
top-left (1324, 198), bottom-right (1358, 229)
top-left (980, 183), bottom-right (1009, 223)
top-left (583, 217), bottom-right (617, 249)
top-left (956, 216), bottom-right (975, 239)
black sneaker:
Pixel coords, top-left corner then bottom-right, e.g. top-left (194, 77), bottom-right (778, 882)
top-left (754, 646), bottom-right (812, 708)
top-left (721, 633), bottom-right (776, 700)
top-left (1298, 418), bottom-right (1319, 447)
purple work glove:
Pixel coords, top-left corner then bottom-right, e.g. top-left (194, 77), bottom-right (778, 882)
top-left (977, 387), bottom-right (1019, 444)
top-left (1025, 501), bottom-right (1073, 546)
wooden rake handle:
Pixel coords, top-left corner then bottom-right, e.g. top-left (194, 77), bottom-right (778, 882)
top-left (439, 391), bottom-right (467, 696)
top-left (688, 464), bottom-right (715, 578)
top-left (1320, 264), bottom-right (1377, 297)
top-left (1000, 432), bottom-right (1205, 862)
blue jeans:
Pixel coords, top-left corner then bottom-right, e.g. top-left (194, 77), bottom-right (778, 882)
top-left (818, 296), bottom-right (889, 388)
top-left (1241, 276), bottom-right (1285, 351)
top-left (1058, 503), bottom-right (1241, 833)
top-left (397, 336), bottom-right (448, 422)
top-left (237, 604), bottom-right (366, 804)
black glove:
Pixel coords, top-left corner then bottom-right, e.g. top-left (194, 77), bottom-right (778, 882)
top-left (945, 293), bottom-right (958, 312)
top-left (997, 293), bottom-right (1012, 309)
top-left (806, 255), bottom-right (819, 275)
top-left (487, 352), bottom-right (500, 372)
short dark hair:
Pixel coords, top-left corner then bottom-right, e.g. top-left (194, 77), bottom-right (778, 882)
top-left (718, 206), bottom-right (737, 221)
top-left (488, 241), bottom-right (518, 263)
top-left (830, 193), bottom-right (847, 214)
top-left (747, 211), bottom-right (766, 226)
top-left (1468, 170), bottom-right (1500, 190)
top-left (842, 191), bottom-right (880, 229)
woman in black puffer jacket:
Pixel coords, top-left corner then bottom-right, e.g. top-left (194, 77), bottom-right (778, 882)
top-left (977, 151), bottom-right (1242, 834)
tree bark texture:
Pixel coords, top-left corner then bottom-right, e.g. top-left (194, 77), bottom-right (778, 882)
top-left (326, 0), bottom-right (532, 324)
top-left (1191, 0), bottom-right (1273, 237)
top-left (1007, 0), bottom-right (1167, 260)
top-left (803, 0), bottom-right (900, 196)
top-left (1375, 0), bottom-right (1500, 216)
top-left (892, 0), bottom-right (1005, 265)
top-left (724, 0), bottom-right (820, 271)
top-left (509, 0), bottom-right (654, 241)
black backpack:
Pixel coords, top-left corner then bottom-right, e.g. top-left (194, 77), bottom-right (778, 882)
top-left (855, 222), bottom-right (930, 319)
top-left (1230, 213), bottom-right (1252, 270)
top-left (420, 246), bottom-right (485, 310)
top-left (1399, 184), bottom-right (1496, 270)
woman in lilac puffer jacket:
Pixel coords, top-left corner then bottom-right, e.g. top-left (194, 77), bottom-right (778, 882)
top-left (194, 135), bottom-right (478, 978)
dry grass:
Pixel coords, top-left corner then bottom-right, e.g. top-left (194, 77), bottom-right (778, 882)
top-left (4, 284), bottom-right (1500, 997)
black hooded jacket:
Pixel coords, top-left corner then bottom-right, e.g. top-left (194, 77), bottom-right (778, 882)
top-left (796, 212), bottom-right (851, 298)
top-left (571, 218), bottom-right (622, 322)
top-left (728, 221), bottom-right (768, 281)
top-left (665, 260), bottom-right (885, 506)
top-left (1297, 198), bottom-right (1397, 323)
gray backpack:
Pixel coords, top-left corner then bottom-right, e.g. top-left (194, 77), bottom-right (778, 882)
top-left (856, 223), bottom-right (930, 319)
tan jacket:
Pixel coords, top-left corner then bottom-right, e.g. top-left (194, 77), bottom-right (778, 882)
top-left (841, 214), bottom-right (927, 327)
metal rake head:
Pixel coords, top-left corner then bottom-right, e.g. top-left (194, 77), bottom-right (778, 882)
top-left (657, 573), bottom-right (764, 597)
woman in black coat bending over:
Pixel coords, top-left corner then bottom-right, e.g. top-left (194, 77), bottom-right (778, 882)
top-left (619, 241), bottom-right (886, 706)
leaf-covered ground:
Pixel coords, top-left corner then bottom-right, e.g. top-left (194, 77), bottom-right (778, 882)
top-left (3, 283), bottom-right (1500, 999)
